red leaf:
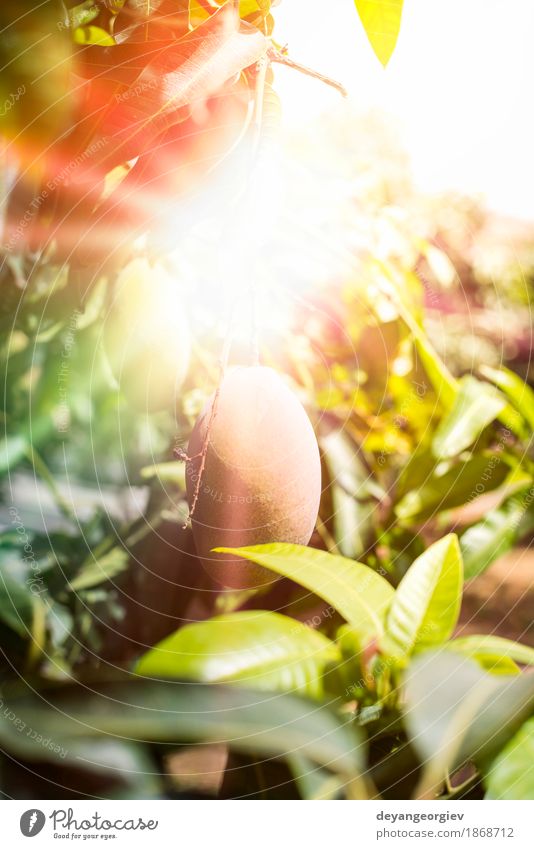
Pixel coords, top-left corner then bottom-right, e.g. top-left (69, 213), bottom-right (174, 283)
top-left (70, 3), bottom-right (266, 180)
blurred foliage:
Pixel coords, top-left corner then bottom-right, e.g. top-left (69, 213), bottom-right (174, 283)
top-left (0, 0), bottom-right (533, 801)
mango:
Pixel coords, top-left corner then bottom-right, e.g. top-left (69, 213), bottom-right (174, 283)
top-left (186, 366), bottom-right (321, 588)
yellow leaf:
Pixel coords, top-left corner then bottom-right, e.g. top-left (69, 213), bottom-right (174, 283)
top-left (354, 0), bottom-right (404, 67)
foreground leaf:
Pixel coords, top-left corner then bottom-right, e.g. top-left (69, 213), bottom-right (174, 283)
top-left (1, 680), bottom-right (364, 778)
top-left (354, 1), bottom-right (404, 67)
top-left (384, 535), bottom-right (462, 659)
top-left (485, 718), bottom-right (534, 800)
top-left (214, 544), bottom-right (394, 638)
top-left (403, 651), bottom-right (534, 795)
top-left (288, 753), bottom-right (346, 800)
top-left (432, 377), bottom-right (506, 459)
top-left (136, 611), bottom-right (340, 700)
top-left (69, 739), bottom-right (163, 799)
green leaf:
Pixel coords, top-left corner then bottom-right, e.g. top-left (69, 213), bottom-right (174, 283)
top-left (0, 569), bottom-right (35, 637)
top-left (0, 434), bottom-right (27, 476)
top-left (395, 453), bottom-right (510, 521)
top-left (288, 754), bottom-right (346, 800)
top-left (67, 739), bottom-right (163, 799)
top-left (68, 547), bottom-right (129, 592)
top-left (189, 1), bottom-right (272, 27)
top-left (403, 651), bottom-right (534, 794)
top-left (480, 365), bottom-right (534, 430)
top-left (0, 4), bottom-right (73, 145)
top-left (381, 278), bottom-right (458, 411)
top-left (485, 718), bottom-right (534, 800)
top-left (395, 447), bottom-right (439, 500)
top-left (214, 544), bottom-right (394, 639)
top-left (321, 431), bottom-right (377, 558)
top-left (67, 1), bottom-right (101, 28)
top-left (336, 623), bottom-right (368, 658)
top-left (0, 711), bottom-right (162, 798)
top-left (0, 420), bottom-right (54, 477)
top-left (136, 611), bottom-right (340, 700)
top-left (460, 486), bottom-right (534, 579)
top-left (432, 377), bottom-right (507, 459)
top-left (384, 535), bottom-right (463, 658)
top-left (448, 635), bottom-right (534, 669)
top-left (462, 653), bottom-right (520, 676)
top-left (1, 680), bottom-right (364, 778)
top-left (46, 601), bottom-right (74, 650)
top-left (335, 624), bottom-right (368, 697)
top-left (413, 333), bottom-right (458, 411)
top-left (354, 0), bottom-right (404, 67)
top-left (73, 26), bottom-right (115, 46)
top-left (140, 461), bottom-right (186, 486)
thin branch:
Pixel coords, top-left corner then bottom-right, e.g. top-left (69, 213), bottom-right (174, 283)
top-left (268, 47), bottom-right (348, 98)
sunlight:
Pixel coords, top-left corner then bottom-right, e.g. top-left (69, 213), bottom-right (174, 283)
top-left (274, 0), bottom-right (534, 219)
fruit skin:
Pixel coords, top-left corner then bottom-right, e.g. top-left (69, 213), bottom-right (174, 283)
top-left (104, 258), bottom-right (190, 412)
top-left (186, 366), bottom-right (321, 589)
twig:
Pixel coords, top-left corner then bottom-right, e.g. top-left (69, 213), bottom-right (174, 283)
top-left (25, 597), bottom-right (47, 672)
top-left (186, 382), bottom-right (221, 522)
top-left (181, 292), bottom-right (239, 526)
top-left (314, 515), bottom-right (340, 555)
top-left (252, 56), bottom-right (270, 146)
top-left (248, 56), bottom-right (270, 367)
top-left (268, 47), bottom-right (348, 98)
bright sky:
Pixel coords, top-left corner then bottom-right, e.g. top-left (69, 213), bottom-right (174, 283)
top-left (274, 0), bottom-right (534, 220)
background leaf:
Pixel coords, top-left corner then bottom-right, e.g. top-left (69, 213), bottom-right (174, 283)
top-left (432, 377), bottom-right (506, 459)
top-left (68, 546), bottom-right (129, 592)
top-left (76, 4), bottom-right (266, 177)
top-left (460, 485), bottom-right (534, 579)
top-left (395, 453), bottom-right (510, 521)
top-left (480, 364), bottom-right (534, 430)
top-left (413, 333), bottom-right (457, 411)
top-left (0, 435), bottom-right (28, 476)
top-left (485, 717), bottom-right (534, 800)
top-left (448, 635), bottom-right (534, 669)
top-left (321, 430), bottom-right (377, 558)
top-left (140, 461), bottom-right (186, 486)
top-left (0, 569), bottom-right (36, 637)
